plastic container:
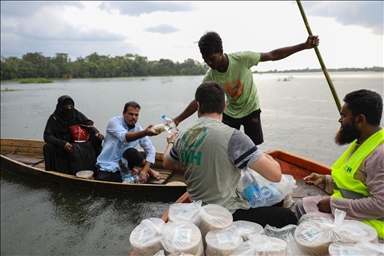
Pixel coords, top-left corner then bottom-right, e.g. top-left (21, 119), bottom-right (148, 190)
top-left (294, 216), bottom-right (378, 255)
top-left (231, 234), bottom-right (287, 256)
top-left (129, 218), bottom-right (165, 256)
top-left (239, 169), bottom-right (266, 207)
top-left (118, 154), bottom-right (131, 182)
top-left (329, 241), bottom-right (384, 256)
top-left (198, 204), bottom-right (233, 247)
top-left (168, 201), bottom-right (202, 225)
top-left (161, 221), bottom-right (204, 256)
top-left (76, 170), bottom-right (94, 179)
top-left (205, 225), bottom-right (243, 255)
top-left (231, 220), bottom-right (264, 240)
top-left (162, 115), bottom-right (179, 134)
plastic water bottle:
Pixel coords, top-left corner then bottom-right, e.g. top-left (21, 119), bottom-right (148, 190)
top-left (162, 115), bottom-right (179, 134)
top-left (260, 183), bottom-right (281, 206)
top-left (240, 168), bottom-right (266, 207)
top-left (118, 154), bottom-right (131, 182)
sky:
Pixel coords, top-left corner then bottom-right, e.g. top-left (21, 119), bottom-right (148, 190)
top-left (1, 1), bottom-right (383, 72)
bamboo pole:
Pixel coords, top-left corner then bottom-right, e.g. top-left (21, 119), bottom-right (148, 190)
top-left (296, 0), bottom-right (342, 111)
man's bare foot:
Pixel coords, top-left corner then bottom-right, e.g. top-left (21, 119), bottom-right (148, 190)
top-left (149, 169), bottom-right (161, 180)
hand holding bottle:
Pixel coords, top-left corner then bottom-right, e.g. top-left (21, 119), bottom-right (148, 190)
top-left (162, 115), bottom-right (179, 134)
top-left (145, 125), bottom-right (160, 136)
top-left (166, 131), bottom-right (178, 144)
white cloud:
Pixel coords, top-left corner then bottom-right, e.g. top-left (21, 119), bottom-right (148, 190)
top-left (1, 1), bottom-right (382, 70)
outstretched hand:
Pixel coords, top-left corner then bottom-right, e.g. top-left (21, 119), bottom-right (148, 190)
top-left (303, 172), bottom-right (324, 186)
top-left (304, 35), bottom-right (320, 49)
top-left (145, 125), bottom-right (160, 136)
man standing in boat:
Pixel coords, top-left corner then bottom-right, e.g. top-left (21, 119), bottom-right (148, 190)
top-left (297, 89), bottom-right (384, 241)
top-left (173, 31), bottom-right (319, 146)
top-left (95, 101), bottom-right (161, 183)
top-left (163, 81), bottom-right (297, 228)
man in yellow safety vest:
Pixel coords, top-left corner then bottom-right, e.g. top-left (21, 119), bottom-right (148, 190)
top-left (296, 89), bottom-right (384, 240)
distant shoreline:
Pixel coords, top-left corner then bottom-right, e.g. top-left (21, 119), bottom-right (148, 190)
top-left (254, 66), bottom-right (383, 74)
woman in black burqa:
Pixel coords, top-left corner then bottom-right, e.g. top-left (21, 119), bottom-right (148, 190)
top-left (43, 95), bottom-right (104, 175)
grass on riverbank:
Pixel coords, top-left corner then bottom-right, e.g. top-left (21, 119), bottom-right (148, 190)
top-left (19, 78), bottom-right (54, 84)
top-left (1, 87), bottom-right (21, 92)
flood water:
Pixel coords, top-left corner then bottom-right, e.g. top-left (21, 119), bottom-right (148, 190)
top-left (1, 72), bottom-right (383, 255)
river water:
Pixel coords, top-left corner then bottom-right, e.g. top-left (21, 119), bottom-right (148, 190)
top-left (1, 72), bottom-right (383, 255)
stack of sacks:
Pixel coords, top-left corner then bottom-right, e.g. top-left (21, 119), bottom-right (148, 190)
top-left (129, 218), bottom-right (165, 256)
top-left (161, 221), bottom-right (204, 256)
top-left (295, 209), bottom-right (378, 255)
top-left (328, 241), bottom-right (384, 256)
top-left (205, 221), bottom-right (264, 255)
top-left (229, 234), bottom-right (287, 256)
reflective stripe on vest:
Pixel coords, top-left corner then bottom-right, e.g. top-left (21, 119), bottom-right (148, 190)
top-left (333, 183), bottom-right (384, 221)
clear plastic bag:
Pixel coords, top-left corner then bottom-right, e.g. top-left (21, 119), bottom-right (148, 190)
top-left (238, 168), bottom-right (296, 208)
top-left (129, 218), bottom-right (165, 256)
top-left (264, 224), bottom-right (302, 255)
top-left (230, 234), bottom-right (287, 256)
top-left (295, 209), bottom-right (379, 255)
top-left (160, 221), bottom-right (204, 256)
top-left (232, 220), bottom-right (264, 241)
top-left (168, 200), bottom-right (203, 225)
top-left (329, 241), bottom-right (384, 256)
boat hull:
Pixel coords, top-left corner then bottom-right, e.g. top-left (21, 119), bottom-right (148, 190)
top-left (1, 138), bottom-right (187, 197)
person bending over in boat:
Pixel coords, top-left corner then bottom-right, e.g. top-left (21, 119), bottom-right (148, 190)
top-left (172, 31), bottom-right (319, 146)
top-left (297, 89), bottom-right (384, 241)
top-left (95, 101), bottom-right (161, 183)
top-left (43, 95), bottom-right (104, 175)
top-left (163, 81), bottom-right (297, 228)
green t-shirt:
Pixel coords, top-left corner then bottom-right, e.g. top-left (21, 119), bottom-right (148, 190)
top-left (203, 51), bottom-right (261, 118)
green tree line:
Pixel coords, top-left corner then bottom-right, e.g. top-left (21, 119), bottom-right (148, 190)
top-left (0, 52), bottom-right (209, 80)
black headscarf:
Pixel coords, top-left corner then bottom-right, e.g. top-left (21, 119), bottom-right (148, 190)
top-left (52, 95), bottom-right (79, 132)
top-left (44, 95), bottom-right (95, 144)
top-left (55, 95), bottom-right (76, 123)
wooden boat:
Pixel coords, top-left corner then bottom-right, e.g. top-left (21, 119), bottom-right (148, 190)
top-left (0, 138), bottom-right (187, 198)
top-left (128, 149), bottom-right (332, 255)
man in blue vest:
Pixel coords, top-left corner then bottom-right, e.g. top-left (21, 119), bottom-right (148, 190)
top-left (297, 89), bottom-right (384, 240)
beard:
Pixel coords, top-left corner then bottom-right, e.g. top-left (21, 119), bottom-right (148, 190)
top-left (334, 122), bottom-right (361, 146)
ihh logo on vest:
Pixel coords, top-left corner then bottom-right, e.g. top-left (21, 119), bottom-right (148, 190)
top-left (344, 165), bottom-right (353, 173)
top-left (180, 126), bottom-right (207, 167)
